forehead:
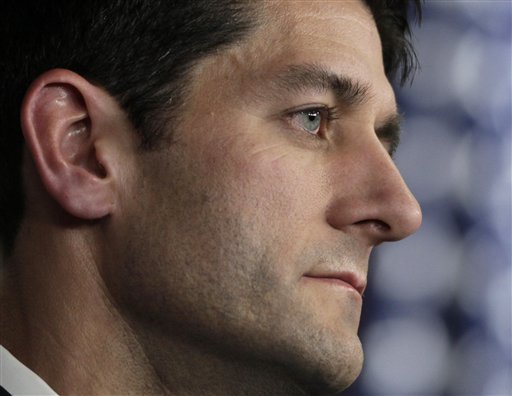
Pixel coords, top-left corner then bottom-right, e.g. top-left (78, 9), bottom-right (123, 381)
top-left (261, 1), bottom-right (381, 61)
top-left (187, 0), bottom-right (395, 115)
top-left (246, 0), bottom-right (385, 79)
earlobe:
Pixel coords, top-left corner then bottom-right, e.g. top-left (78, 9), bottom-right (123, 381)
top-left (21, 69), bottom-right (115, 220)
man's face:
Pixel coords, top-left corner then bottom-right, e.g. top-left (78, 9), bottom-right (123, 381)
top-left (108, 0), bottom-right (421, 392)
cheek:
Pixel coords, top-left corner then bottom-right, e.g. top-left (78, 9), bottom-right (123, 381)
top-left (224, 145), bottom-right (329, 266)
top-left (253, 149), bottom-right (327, 213)
top-left (227, 144), bottom-right (316, 218)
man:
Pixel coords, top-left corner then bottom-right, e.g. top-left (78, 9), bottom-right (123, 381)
top-left (0, 1), bottom-right (422, 394)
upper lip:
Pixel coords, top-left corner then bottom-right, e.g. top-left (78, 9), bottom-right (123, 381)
top-left (303, 271), bottom-right (367, 296)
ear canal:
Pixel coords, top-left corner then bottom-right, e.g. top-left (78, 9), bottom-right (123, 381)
top-left (61, 119), bottom-right (90, 165)
top-left (61, 119), bottom-right (107, 178)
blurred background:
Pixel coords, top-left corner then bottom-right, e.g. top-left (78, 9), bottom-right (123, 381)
top-left (346, 1), bottom-right (511, 395)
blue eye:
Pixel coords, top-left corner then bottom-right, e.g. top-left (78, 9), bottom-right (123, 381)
top-left (285, 106), bottom-right (338, 137)
top-left (296, 110), bottom-right (322, 134)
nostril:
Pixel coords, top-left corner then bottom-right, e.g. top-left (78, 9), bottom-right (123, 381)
top-left (354, 219), bottom-right (390, 232)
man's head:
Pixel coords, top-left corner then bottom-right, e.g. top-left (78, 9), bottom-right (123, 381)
top-left (1, 0), bottom-right (260, 253)
top-left (1, 1), bottom-right (422, 393)
top-left (0, 0), bottom-right (419, 255)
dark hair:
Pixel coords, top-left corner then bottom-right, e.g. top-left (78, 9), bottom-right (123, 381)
top-left (364, 0), bottom-right (422, 85)
top-left (0, 0), bottom-right (421, 256)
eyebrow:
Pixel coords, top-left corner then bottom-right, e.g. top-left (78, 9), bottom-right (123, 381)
top-left (272, 63), bottom-right (372, 106)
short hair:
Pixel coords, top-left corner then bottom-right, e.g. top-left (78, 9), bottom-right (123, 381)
top-left (0, 0), bottom-right (421, 256)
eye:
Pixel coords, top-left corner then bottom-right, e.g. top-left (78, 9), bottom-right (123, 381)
top-left (295, 109), bottom-right (323, 135)
top-left (287, 106), bottom-right (337, 137)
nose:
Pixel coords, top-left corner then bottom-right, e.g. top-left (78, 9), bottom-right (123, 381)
top-left (325, 138), bottom-right (422, 245)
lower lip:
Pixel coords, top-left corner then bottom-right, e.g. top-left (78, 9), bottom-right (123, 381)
top-left (302, 276), bottom-right (362, 298)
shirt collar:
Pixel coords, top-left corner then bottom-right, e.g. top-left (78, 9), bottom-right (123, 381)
top-left (0, 345), bottom-right (58, 395)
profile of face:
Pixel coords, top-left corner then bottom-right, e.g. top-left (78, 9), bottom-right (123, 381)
top-left (103, 0), bottom-right (422, 393)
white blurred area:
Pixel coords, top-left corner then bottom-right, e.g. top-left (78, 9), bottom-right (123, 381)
top-left (348, 1), bottom-right (511, 395)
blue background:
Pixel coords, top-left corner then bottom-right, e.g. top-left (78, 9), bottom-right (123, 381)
top-left (346, 1), bottom-right (511, 395)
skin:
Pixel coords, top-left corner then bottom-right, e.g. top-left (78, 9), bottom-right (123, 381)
top-left (0, 1), bottom-right (421, 395)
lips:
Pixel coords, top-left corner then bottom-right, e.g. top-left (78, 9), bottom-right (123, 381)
top-left (303, 272), bottom-right (366, 296)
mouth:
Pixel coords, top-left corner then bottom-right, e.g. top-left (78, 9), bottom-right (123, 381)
top-left (302, 272), bottom-right (366, 297)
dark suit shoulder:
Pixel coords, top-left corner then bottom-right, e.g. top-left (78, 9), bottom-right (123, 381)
top-left (0, 385), bottom-right (12, 396)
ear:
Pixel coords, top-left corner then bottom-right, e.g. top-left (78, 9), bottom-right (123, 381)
top-left (21, 69), bottom-right (130, 219)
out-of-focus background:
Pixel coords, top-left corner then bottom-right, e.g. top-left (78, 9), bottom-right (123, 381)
top-left (347, 1), bottom-right (512, 396)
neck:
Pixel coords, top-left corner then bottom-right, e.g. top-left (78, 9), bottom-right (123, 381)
top-left (0, 223), bottom-right (166, 395)
top-left (122, 317), bottom-right (307, 395)
top-left (1, 223), bottom-right (306, 395)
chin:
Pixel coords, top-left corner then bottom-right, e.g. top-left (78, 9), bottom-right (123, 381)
top-left (281, 333), bottom-right (364, 395)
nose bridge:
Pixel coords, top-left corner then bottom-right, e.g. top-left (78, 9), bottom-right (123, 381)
top-left (326, 139), bottom-right (422, 243)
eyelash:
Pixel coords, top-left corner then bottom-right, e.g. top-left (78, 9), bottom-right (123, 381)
top-left (285, 105), bottom-right (339, 137)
